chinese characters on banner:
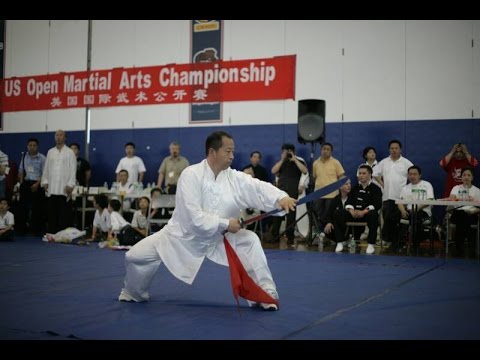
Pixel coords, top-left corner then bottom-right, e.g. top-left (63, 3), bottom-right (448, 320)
top-left (0, 55), bottom-right (296, 113)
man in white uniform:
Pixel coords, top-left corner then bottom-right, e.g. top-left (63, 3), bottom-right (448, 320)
top-left (118, 131), bottom-right (296, 311)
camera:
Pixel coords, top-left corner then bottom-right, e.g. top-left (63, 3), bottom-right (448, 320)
top-left (286, 153), bottom-right (293, 159)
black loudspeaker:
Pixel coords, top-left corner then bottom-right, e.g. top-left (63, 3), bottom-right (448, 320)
top-left (298, 99), bottom-right (325, 144)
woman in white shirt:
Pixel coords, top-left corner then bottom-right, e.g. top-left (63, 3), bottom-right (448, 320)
top-left (449, 167), bottom-right (480, 256)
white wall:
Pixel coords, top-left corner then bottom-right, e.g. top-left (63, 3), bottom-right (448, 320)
top-left (2, 20), bottom-right (478, 133)
top-left (343, 20), bottom-right (406, 122)
top-left (3, 20), bottom-right (88, 133)
top-left (285, 20), bottom-right (343, 124)
top-left (474, 20), bottom-right (480, 118)
top-left (406, 20), bottom-right (473, 120)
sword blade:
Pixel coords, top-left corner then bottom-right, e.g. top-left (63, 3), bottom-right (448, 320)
top-left (241, 177), bottom-right (349, 226)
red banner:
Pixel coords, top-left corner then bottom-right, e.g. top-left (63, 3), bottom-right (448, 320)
top-left (0, 55), bottom-right (296, 112)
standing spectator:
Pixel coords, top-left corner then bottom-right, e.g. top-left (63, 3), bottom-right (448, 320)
top-left (116, 142), bottom-right (146, 185)
top-left (69, 143), bottom-right (91, 187)
top-left (242, 151), bottom-right (269, 183)
top-left (357, 146), bottom-right (381, 189)
top-left (374, 140), bottom-right (413, 246)
top-left (17, 138), bottom-right (46, 235)
top-left (270, 143), bottom-right (307, 244)
top-left (157, 141), bottom-right (189, 194)
top-left (70, 142), bottom-right (92, 229)
top-left (312, 143), bottom-right (345, 232)
top-left (242, 151), bottom-right (271, 232)
top-left (41, 130), bottom-right (77, 233)
top-left (0, 149), bottom-right (9, 198)
top-left (440, 143), bottom-right (478, 198)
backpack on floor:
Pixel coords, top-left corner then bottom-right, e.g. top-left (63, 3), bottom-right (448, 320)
top-left (117, 225), bottom-right (144, 246)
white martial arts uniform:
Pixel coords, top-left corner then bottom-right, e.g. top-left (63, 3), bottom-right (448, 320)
top-left (119, 159), bottom-right (288, 302)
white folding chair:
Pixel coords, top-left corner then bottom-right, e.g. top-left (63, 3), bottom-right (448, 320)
top-left (147, 194), bottom-right (176, 234)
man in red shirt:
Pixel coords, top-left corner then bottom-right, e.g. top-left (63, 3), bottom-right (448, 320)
top-left (439, 143), bottom-right (478, 198)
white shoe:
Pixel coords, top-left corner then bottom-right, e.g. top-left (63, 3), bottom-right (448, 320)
top-left (118, 289), bottom-right (148, 302)
top-left (260, 288), bottom-right (279, 311)
top-left (335, 242), bottom-right (344, 252)
top-left (366, 244), bottom-right (375, 255)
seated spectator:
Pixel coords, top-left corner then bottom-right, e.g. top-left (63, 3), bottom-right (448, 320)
top-left (334, 165), bottom-right (382, 254)
top-left (322, 178), bottom-right (352, 243)
top-left (87, 194), bottom-right (110, 241)
top-left (0, 197), bottom-right (15, 241)
top-left (449, 167), bottom-right (480, 256)
top-left (149, 187), bottom-right (163, 219)
top-left (397, 165), bottom-right (435, 252)
top-left (108, 199), bottom-right (129, 239)
top-left (131, 196), bottom-right (150, 237)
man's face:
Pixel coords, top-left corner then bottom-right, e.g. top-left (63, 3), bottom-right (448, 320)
top-left (454, 145), bottom-right (465, 160)
top-left (55, 131), bottom-right (66, 145)
top-left (212, 137), bottom-right (234, 171)
top-left (170, 145), bottom-right (180, 158)
top-left (125, 145), bottom-right (135, 157)
top-left (358, 169), bottom-right (371, 183)
top-left (0, 200), bottom-right (8, 212)
top-left (118, 171), bottom-right (128, 184)
top-left (250, 153), bottom-right (261, 166)
top-left (70, 145), bottom-right (79, 157)
top-left (321, 145), bottom-right (332, 159)
top-left (27, 141), bottom-right (38, 155)
top-left (408, 169), bottom-right (421, 185)
top-left (389, 143), bottom-right (401, 158)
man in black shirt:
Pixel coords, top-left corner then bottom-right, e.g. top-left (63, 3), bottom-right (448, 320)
top-left (70, 143), bottom-right (92, 229)
top-left (334, 165), bottom-right (382, 254)
top-left (70, 143), bottom-right (91, 187)
top-left (270, 144), bottom-right (308, 244)
top-left (242, 151), bottom-right (270, 183)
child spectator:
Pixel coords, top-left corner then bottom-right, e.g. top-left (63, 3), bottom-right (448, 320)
top-left (87, 194), bottom-right (110, 241)
top-left (131, 196), bottom-right (150, 238)
top-left (0, 197), bottom-right (15, 241)
top-left (108, 199), bottom-right (129, 239)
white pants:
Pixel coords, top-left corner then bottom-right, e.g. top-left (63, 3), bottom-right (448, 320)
top-left (119, 229), bottom-right (277, 302)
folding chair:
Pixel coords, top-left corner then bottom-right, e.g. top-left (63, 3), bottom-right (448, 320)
top-left (147, 194), bottom-right (176, 234)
